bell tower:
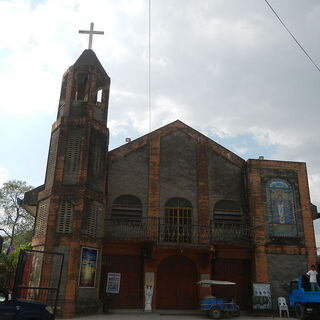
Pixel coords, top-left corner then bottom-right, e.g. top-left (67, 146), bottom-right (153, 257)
top-left (32, 47), bottom-right (110, 317)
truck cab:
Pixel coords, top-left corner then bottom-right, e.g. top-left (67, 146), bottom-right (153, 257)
top-left (0, 288), bottom-right (54, 320)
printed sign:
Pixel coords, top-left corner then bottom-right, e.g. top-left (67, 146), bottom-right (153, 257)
top-left (252, 283), bottom-right (272, 310)
top-left (106, 272), bottom-right (121, 293)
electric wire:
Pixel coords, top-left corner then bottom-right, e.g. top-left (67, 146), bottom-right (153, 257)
top-left (264, 0), bottom-right (320, 73)
top-left (148, 0), bottom-right (152, 133)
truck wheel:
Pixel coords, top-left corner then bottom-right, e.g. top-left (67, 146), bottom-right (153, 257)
top-left (295, 303), bottom-right (306, 320)
top-left (209, 307), bottom-right (222, 319)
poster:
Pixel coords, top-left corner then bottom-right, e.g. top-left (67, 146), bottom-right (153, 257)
top-left (106, 273), bottom-right (121, 293)
top-left (79, 247), bottom-right (98, 288)
top-left (252, 283), bottom-right (272, 310)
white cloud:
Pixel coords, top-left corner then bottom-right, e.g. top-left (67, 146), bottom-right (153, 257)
top-left (1, 0), bottom-right (320, 237)
top-left (249, 127), bottom-right (303, 148)
top-left (309, 173), bottom-right (320, 208)
top-left (315, 232), bottom-right (320, 249)
top-left (194, 17), bottom-right (261, 48)
top-left (234, 146), bottom-right (249, 155)
top-left (120, 0), bottom-right (144, 15)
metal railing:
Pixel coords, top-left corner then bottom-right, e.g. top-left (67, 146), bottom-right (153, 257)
top-left (105, 218), bottom-right (252, 244)
top-left (211, 222), bottom-right (252, 242)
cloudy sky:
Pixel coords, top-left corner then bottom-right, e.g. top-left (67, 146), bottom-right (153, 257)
top-left (0, 0), bottom-right (320, 242)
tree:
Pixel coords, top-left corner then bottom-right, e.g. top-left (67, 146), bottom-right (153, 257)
top-left (0, 244), bottom-right (31, 289)
top-left (0, 180), bottom-right (34, 250)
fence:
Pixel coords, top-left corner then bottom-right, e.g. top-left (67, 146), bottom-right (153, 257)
top-left (12, 249), bottom-right (64, 317)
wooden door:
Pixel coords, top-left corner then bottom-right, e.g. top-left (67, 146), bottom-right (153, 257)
top-left (156, 255), bottom-right (198, 309)
top-left (104, 255), bottom-right (142, 308)
top-left (214, 259), bottom-right (250, 309)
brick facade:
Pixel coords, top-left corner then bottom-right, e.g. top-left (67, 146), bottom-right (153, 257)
top-left (24, 49), bottom-right (318, 318)
top-left (247, 159), bottom-right (317, 306)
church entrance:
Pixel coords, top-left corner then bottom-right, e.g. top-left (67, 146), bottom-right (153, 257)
top-left (103, 255), bottom-right (143, 308)
top-left (214, 258), bottom-right (251, 309)
top-left (156, 255), bottom-right (198, 309)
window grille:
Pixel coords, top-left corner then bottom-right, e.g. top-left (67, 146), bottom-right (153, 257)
top-left (45, 130), bottom-right (59, 188)
top-left (111, 195), bottom-right (142, 221)
top-left (82, 200), bottom-right (103, 238)
top-left (91, 139), bottom-right (104, 177)
top-left (63, 128), bottom-right (82, 184)
top-left (164, 198), bottom-right (192, 243)
top-left (35, 199), bottom-right (50, 237)
top-left (88, 130), bottom-right (106, 191)
top-left (56, 198), bottom-right (73, 234)
top-left (214, 200), bottom-right (242, 225)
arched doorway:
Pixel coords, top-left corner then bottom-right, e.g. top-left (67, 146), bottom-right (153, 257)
top-left (156, 255), bottom-right (198, 309)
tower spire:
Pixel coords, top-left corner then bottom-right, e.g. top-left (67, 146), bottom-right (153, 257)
top-left (79, 22), bottom-right (104, 49)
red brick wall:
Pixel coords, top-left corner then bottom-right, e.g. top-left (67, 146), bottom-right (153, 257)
top-left (247, 159), bottom-right (317, 284)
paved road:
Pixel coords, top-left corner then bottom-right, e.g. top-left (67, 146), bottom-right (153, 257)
top-left (68, 311), bottom-right (296, 320)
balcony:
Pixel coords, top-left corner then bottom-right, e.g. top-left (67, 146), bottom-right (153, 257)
top-left (211, 222), bottom-right (252, 242)
top-left (105, 218), bottom-right (252, 244)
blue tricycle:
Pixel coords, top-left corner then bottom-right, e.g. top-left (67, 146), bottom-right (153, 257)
top-left (198, 280), bottom-right (240, 319)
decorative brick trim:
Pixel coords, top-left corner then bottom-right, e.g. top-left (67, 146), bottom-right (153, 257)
top-left (147, 133), bottom-right (161, 218)
top-left (197, 136), bottom-right (210, 244)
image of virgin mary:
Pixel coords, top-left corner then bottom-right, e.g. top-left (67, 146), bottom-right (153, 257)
top-left (268, 180), bottom-right (295, 224)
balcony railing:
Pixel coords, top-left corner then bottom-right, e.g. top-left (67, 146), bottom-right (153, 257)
top-left (105, 218), bottom-right (157, 241)
top-left (211, 222), bottom-right (252, 242)
top-left (105, 218), bottom-right (252, 244)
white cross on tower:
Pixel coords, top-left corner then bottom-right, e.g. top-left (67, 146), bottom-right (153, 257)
top-left (79, 22), bottom-right (104, 50)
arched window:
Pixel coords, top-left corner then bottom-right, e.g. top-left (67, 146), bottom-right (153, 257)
top-left (164, 198), bottom-right (192, 243)
top-left (74, 71), bottom-right (89, 101)
top-left (111, 195), bottom-right (142, 221)
top-left (59, 75), bottom-right (68, 107)
top-left (213, 200), bottom-right (242, 225)
top-left (96, 88), bottom-right (103, 106)
top-left (94, 77), bottom-right (105, 107)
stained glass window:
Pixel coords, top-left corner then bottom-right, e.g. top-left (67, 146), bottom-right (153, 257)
top-left (266, 179), bottom-right (298, 237)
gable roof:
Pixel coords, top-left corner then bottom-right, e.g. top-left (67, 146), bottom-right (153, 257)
top-left (109, 120), bottom-right (245, 167)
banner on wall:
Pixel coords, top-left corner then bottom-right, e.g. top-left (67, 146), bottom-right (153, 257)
top-left (106, 272), bottom-right (121, 293)
top-left (79, 247), bottom-right (98, 288)
top-left (252, 283), bottom-right (272, 310)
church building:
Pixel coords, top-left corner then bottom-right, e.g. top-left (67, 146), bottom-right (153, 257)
top-left (23, 45), bottom-right (318, 318)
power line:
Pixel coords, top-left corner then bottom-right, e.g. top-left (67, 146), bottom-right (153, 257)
top-left (148, 0), bottom-right (152, 133)
top-left (264, 0), bottom-right (320, 73)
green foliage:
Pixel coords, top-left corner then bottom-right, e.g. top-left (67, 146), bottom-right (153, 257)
top-left (0, 244), bottom-right (31, 289)
top-left (0, 180), bottom-right (34, 250)
top-left (13, 230), bottom-right (34, 248)
top-left (0, 245), bottom-right (31, 268)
